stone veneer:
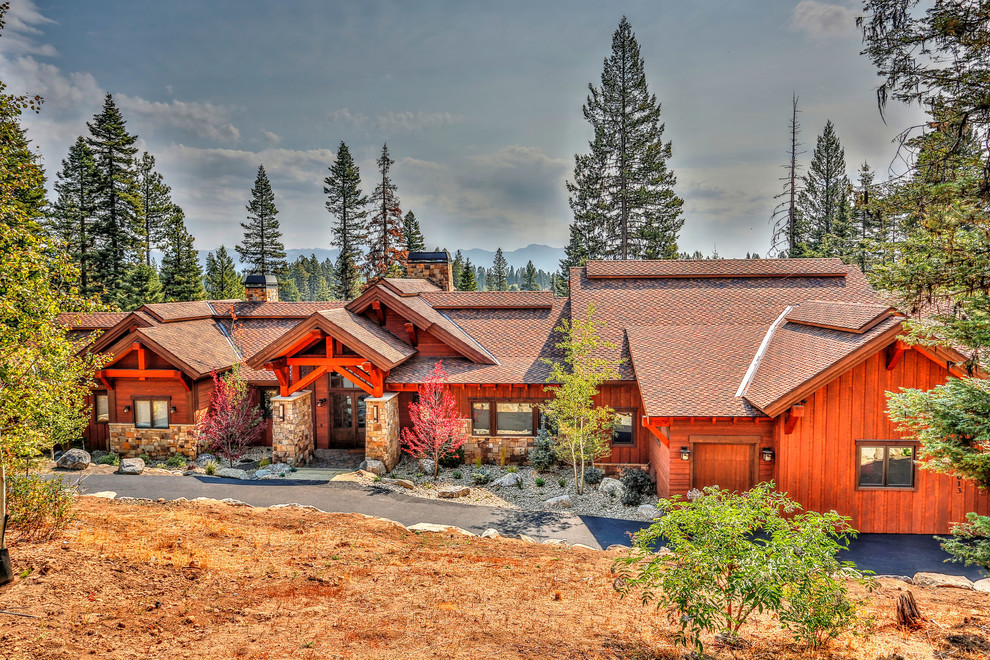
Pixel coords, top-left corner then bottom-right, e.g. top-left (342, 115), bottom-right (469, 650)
top-left (109, 423), bottom-right (200, 459)
top-left (271, 390), bottom-right (313, 466)
top-left (405, 260), bottom-right (453, 292)
top-left (462, 431), bottom-right (533, 465)
top-left (365, 392), bottom-right (401, 471)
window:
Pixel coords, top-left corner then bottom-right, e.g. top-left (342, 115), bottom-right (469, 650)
top-left (95, 393), bottom-right (109, 422)
top-left (471, 400), bottom-right (538, 436)
top-left (259, 388), bottom-right (278, 420)
top-left (330, 373), bottom-right (358, 389)
top-left (857, 443), bottom-right (915, 488)
top-left (134, 399), bottom-right (169, 429)
top-left (612, 410), bottom-right (635, 445)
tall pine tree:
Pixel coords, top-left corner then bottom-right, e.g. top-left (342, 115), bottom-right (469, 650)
top-left (796, 120), bottom-right (849, 257)
top-left (135, 152), bottom-right (176, 266)
top-left (325, 142), bottom-right (368, 299)
top-left (451, 250), bottom-right (465, 289)
top-left (204, 245), bottom-right (244, 299)
top-left (159, 211), bottom-right (205, 302)
top-left (87, 93), bottom-right (141, 302)
top-left (565, 16), bottom-right (684, 263)
top-left (403, 210), bottom-right (425, 252)
top-left (364, 143), bottom-right (406, 280)
top-left (116, 263), bottom-right (163, 311)
top-left (490, 247), bottom-right (509, 291)
top-left (49, 136), bottom-right (99, 296)
top-left (458, 258), bottom-right (478, 291)
top-left (522, 261), bottom-right (539, 290)
top-left (236, 164), bottom-right (286, 276)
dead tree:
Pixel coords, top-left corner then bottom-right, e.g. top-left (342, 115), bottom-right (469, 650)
top-left (770, 93), bottom-right (803, 258)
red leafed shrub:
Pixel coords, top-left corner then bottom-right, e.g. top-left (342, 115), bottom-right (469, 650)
top-left (196, 366), bottom-right (264, 467)
top-left (400, 361), bottom-right (465, 479)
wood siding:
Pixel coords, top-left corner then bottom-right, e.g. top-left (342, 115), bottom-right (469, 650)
top-left (776, 347), bottom-right (990, 534)
top-left (666, 419), bottom-right (775, 497)
top-left (595, 383), bottom-right (649, 464)
top-left (110, 378), bottom-right (195, 426)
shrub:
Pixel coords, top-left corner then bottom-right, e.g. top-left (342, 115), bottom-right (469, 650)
top-left (401, 361), bottom-right (467, 479)
top-left (557, 477), bottom-right (566, 488)
top-left (620, 467), bottom-right (654, 506)
top-left (939, 512), bottom-right (990, 571)
top-left (258, 457), bottom-right (271, 469)
top-left (165, 454), bottom-right (187, 468)
top-left (612, 483), bottom-right (872, 653)
top-left (137, 453), bottom-right (152, 464)
top-left (6, 474), bottom-right (77, 540)
top-left (535, 477), bottom-right (545, 487)
top-left (204, 459), bottom-right (219, 476)
top-left (528, 426), bottom-right (558, 471)
top-left (506, 465), bottom-right (518, 474)
top-left (471, 469), bottom-right (492, 485)
top-left (438, 445), bottom-right (465, 469)
top-left (452, 470), bottom-right (462, 480)
top-left (474, 456), bottom-right (482, 469)
top-left (584, 466), bottom-right (604, 485)
top-left (97, 452), bottom-right (120, 466)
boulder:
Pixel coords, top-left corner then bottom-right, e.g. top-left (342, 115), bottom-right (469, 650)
top-left (543, 539), bottom-right (570, 547)
top-left (117, 458), bottom-right (145, 475)
top-left (417, 458), bottom-right (436, 476)
top-left (606, 544), bottom-right (631, 552)
top-left (438, 486), bottom-right (471, 499)
top-left (491, 472), bottom-right (523, 488)
top-left (87, 491), bottom-right (116, 499)
top-left (382, 478), bottom-right (415, 490)
top-left (359, 459), bottom-right (386, 476)
top-left (216, 467), bottom-right (250, 480)
top-left (637, 504), bottom-right (661, 520)
top-left (518, 534), bottom-right (538, 544)
top-left (56, 448), bottom-right (91, 470)
top-left (974, 578), bottom-right (990, 593)
top-left (480, 528), bottom-right (500, 539)
top-left (913, 572), bottom-right (974, 590)
top-left (876, 575), bottom-right (914, 584)
top-left (598, 477), bottom-right (623, 498)
top-left (544, 495), bottom-right (572, 508)
top-left (406, 522), bottom-right (475, 536)
top-left (572, 543), bottom-right (597, 551)
top-left (194, 453), bottom-right (216, 468)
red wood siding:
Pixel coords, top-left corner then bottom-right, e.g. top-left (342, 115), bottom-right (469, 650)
top-left (111, 378), bottom-right (195, 425)
top-left (595, 383), bottom-right (649, 464)
top-left (666, 419), bottom-right (775, 496)
top-left (647, 425), bottom-right (670, 496)
top-left (776, 347), bottom-right (990, 534)
top-left (382, 312), bottom-right (460, 358)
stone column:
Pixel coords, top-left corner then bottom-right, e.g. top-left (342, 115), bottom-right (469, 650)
top-left (271, 390), bottom-right (313, 466)
top-left (365, 392), bottom-right (400, 471)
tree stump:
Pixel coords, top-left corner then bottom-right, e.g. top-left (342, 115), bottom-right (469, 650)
top-left (896, 590), bottom-right (922, 627)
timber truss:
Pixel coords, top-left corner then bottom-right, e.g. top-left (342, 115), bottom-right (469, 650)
top-left (265, 329), bottom-right (386, 398)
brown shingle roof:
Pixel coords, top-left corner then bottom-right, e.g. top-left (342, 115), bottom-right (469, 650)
top-left (137, 319), bottom-right (240, 377)
top-left (57, 312), bottom-right (130, 329)
top-left (388, 356), bottom-right (554, 384)
top-left (315, 309), bottom-right (417, 369)
top-left (785, 300), bottom-right (894, 333)
top-left (141, 301), bottom-right (215, 321)
top-left (421, 291), bottom-right (555, 309)
top-left (208, 301), bottom-right (348, 318)
top-left (381, 278), bottom-right (441, 296)
top-left (585, 258), bottom-right (850, 279)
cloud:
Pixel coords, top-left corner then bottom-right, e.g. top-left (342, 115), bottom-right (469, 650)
top-left (0, 0), bottom-right (57, 57)
top-left (327, 108), bottom-right (461, 134)
top-left (117, 94), bottom-right (240, 143)
top-left (261, 130), bottom-right (282, 145)
top-left (789, 1), bottom-right (860, 41)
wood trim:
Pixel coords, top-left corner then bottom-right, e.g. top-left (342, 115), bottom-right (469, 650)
top-left (886, 340), bottom-right (907, 371)
top-left (611, 408), bottom-right (637, 446)
top-left (854, 441), bottom-right (919, 491)
top-left (783, 404), bottom-right (805, 435)
top-left (469, 398), bottom-right (540, 437)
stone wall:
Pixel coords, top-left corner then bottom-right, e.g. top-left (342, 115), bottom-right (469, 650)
top-left (405, 260), bottom-right (453, 291)
top-left (462, 430), bottom-right (533, 466)
top-left (108, 423), bottom-right (200, 459)
top-left (271, 390), bottom-right (313, 466)
top-left (365, 392), bottom-right (401, 471)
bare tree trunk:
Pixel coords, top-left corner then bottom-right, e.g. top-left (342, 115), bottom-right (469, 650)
top-left (895, 591), bottom-right (922, 628)
top-left (787, 93), bottom-right (799, 255)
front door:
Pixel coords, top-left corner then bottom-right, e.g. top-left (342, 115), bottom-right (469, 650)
top-left (328, 391), bottom-right (368, 449)
top-left (692, 442), bottom-right (755, 492)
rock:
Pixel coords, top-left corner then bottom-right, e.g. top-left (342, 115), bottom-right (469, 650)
top-left (544, 495), bottom-right (572, 508)
top-left (599, 477), bottom-right (623, 498)
top-left (637, 504), bottom-right (661, 520)
top-left (913, 572), bottom-right (974, 590)
top-left (254, 462), bottom-right (291, 479)
top-left (543, 539), bottom-right (570, 547)
top-left (607, 544), bottom-right (631, 552)
top-left (876, 575), bottom-right (914, 584)
top-left (359, 459), bottom-right (386, 476)
top-left (216, 467), bottom-right (250, 480)
top-left (572, 543), bottom-right (597, 551)
top-left (87, 491), bottom-right (116, 499)
top-left (220, 498), bottom-right (251, 507)
top-left (117, 458), bottom-right (145, 475)
top-left (974, 578), bottom-right (990, 593)
top-left (194, 453), bottom-right (216, 467)
top-left (56, 448), bottom-right (91, 470)
top-left (491, 472), bottom-right (523, 488)
top-left (417, 458), bottom-right (436, 475)
top-left (438, 486), bottom-right (471, 499)
top-left (657, 546), bottom-right (674, 556)
top-left (357, 469), bottom-right (378, 480)
top-left (382, 478), bottom-right (415, 490)
top-left (518, 534), bottom-right (537, 544)
top-left (406, 522), bottom-right (475, 536)
top-left (480, 528), bottom-right (500, 539)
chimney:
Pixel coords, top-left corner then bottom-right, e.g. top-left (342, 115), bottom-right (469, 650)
top-left (406, 251), bottom-right (454, 291)
top-left (244, 274), bottom-right (279, 302)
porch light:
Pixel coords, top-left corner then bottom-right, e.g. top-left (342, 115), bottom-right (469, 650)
top-left (170, 406), bottom-right (177, 414)
top-left (317, 398), bottom-right (328, 407)
top-left (123, 405), bottom-right (130, 413)
top-left (278, 404), bottom-right (285, 421)
top-left (679, 446), bottom-right (691, 461)
top-left (761, 447), bottom-right (775, 462)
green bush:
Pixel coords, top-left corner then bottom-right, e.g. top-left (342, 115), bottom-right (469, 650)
top-left (619, 467), bottom-right (654, 506)
top-left (528, 427), bottom-right (558, 471)
top-left (6, 474), bottom-right (77, 540)
top-left (534, 477), bottom-right (545, 487)
top-left (612, 483), bottom-right (872, 652)
top-left (584, 466), bottom-right (604, 485)
top-left (452, 470), bottom-right (462, 480)
top-left (137, 453), bottom-right (152, 464)
top-left (258, 457), bottom-right (271, 469)
top-left (557, 477), bottom-right (566, 488)
top-left (471, 469), bottom-right (492, 485)
top-left (204, 459), bottom-right (219, 476)
top-left (939, 512), bottom-right (990, 570)
top-left (165, 454), bottom-right (187, 468)
top-left (97, 452), bottom-right (120, 466)
top-left (473, 456), bottom-right (482, 469)
top-left (438, 445), bottom-right (466, 468)
top-left (506, 465), bottom-right (518, 474)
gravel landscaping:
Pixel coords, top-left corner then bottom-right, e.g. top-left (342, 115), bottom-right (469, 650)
top-left (358, 456), bottom-right (661, 521)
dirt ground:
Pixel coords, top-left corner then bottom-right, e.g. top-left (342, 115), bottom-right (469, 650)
top-left (1, 498), bottom-right (989, 659)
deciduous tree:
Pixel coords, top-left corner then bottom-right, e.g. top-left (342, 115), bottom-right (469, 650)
top-left (400, 361), bottom-right (466, 479)
top-left (195, 366), bottom-right (264, 467)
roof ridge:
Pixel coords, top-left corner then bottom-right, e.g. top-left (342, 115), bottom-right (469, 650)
top-left (735, 306), bottom-right (793, 399)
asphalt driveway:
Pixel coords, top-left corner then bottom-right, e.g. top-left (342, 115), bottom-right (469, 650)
top-left (62, 473), bottom-right (987, 580)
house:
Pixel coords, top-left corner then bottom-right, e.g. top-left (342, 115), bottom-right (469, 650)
top-left (62, 253), bottom-right (990, 534)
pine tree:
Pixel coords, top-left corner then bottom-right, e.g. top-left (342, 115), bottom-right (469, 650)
top-left (279, 277), bottom-right (301, 302)
top-left (325, 142), bottom-right (368, 299)
top-left (850, 162), bottom-right (884, 271)
top-left (796, 121), bottom-right (849, 257)
top-left (490, 247), bottom-right (509, 290)
top-left (159, 211), bottom-right (205, 302)
top-left (565, 16), bottom-right (684, 262)
top-left (451, 250), bottom-right (465, 288)
top-left (364, 144), bottom-right (406, 280)
top-left (312, 275), bottom-right (334, 301)
top-left (403, 210), bottom-right (425, 252)
top-left (3, 110), bottom-right (46, 221)
top-left (116, 262), bottom-right (163, 311)
top-left (204, 245), bottom-right (244, 299)
top-left (458, 258), bottom-right (478, 291)
top-left (86, 93), bottom-right (142, 302)
top-left (522, 261), bottom-right (539, 290)
top-left (49, 136), bottom-right (99, 296)
top-left (236, 164), bottom-right (286, 276)
top-left (134, 152), bottom-right (176, 266)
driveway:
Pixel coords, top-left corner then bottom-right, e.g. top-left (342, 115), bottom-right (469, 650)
top-left (63, 473), bottom-right (986, 580)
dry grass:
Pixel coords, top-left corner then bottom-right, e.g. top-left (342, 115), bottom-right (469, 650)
top-left (0, 498), bottom-right (988, 659)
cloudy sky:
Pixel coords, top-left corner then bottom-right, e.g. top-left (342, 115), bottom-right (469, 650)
top-left (3, 0), bottom-right (923, 258)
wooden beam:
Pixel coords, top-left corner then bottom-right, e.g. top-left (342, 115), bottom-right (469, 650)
top-left (784, 404), bottom-right (805, 435)
top-left (386, 383), bottom-right (418, 392)
top-left (643, 423), bottom-right (670, 447)
top-left (282, 329), bottom-right (324, 359)
top-left (99, 369), bottom-right (184, 379)
top-left (287, 365), bottom-right (329, 395)
top-left (912, 343), bottom-right (968, 377)
top-left (886, 340), bottom-right (908, 371)
top-left (404, 322), bottom-right (417, 346)
top-left (285, 357), bottom-right (368, 367)
top-left (371, 300), bottom-right (385, 326)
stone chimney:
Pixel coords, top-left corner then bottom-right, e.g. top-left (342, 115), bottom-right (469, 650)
top-left (244, 274), bottom-right (279, 302)
top-left (405, 251), bottom-right (454, 291)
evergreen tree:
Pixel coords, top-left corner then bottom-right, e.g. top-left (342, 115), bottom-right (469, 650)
top-left (279, 277), bottom-right (301, 302)
top-left (325, 141), bottom-right (368, 299)
top-left (3, 107), bottom-right (46, 221)
top-left (364, 143), bottom-right (406, 280)
top-left (796, 120), bottom-right (849, 257)
top-left (159, 211), bottom-right (205, 302)
top-left (236, 164), bottom-right (286, 276)
top-left (458, 258), bottom-right (478, 291)
top-left (770, 94), bottom-right (804, 258)
top-left (86, 93), bottom-right (141, 302)
top-left (134, 152), bottom-right (176, 266)
top-left (565, 16), bottom-right (684, 262)
top-left (451, 250), bottom-right (465, 288)
top-left (522, 261), bottom-right (539, 290)
top-left (49, 136), bottom-right (99, 296)
top-left (490, 247), bottom-right (509, 290)
top-left (204, 245), bottom-right (244, 299)
top-left (312, 275), bottom-right (334, 301)
top-left (116, 262), bottom-right (163, 311)
top-left (403, 210), bottom-right (425, 252)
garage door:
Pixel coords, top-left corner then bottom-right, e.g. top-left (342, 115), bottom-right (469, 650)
top-left (693, 443), bottom-right (754, 492)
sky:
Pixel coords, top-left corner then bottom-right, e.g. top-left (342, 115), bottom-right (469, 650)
top-left (2, 0), bottom-right (925, 259)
